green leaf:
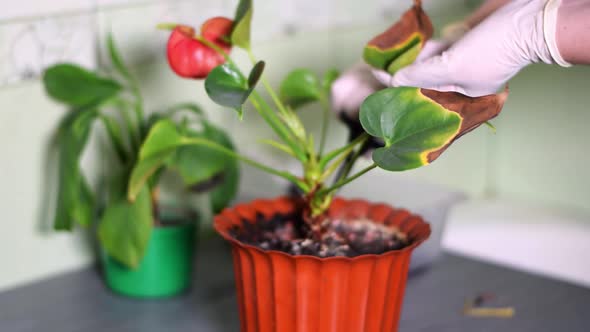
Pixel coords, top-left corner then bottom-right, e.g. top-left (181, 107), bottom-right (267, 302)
top-left (360, 87), bottom-right (461, 171)
top-left (99, 114), bottom-right (128, 163)
top-left (201, 122), bottom-right (240, 212)
top-left (279, 68), bottom-right (321, 109)
top-left (363, 3), bottom-right (433, 74)
top-left (259, 139), bottom-right (296, 157)
top-left (386, 42), bottom-right (421, 75)
top-left (211, 160), bottom-right (239, 213)
top-left (168, 128), bottom-right (231, 187)
top-left (107, 32), bottom-right (143, 126)
top-left (107, 32), bottom-right (132, 82)
top-left (248, 61), bottom-right (265, 90)
top-left (204, 62), bottom-right (263, 116)
top-left (484, 121), bottom-right (497, 134)
top-left (138, 118), bottom-right (184, 160)
top-left (165, 102), bottom-right (205, 118)
top-left (53, 108), bottom-right (98, 230)
top-left (128, 150), bottom-right (173, 201)
top-left (98, 186), bottom-right (152, 269)
top-left (128, 119), bottom-right (239, 207)
top-left (128, 120), bottom-right (183, 201)
top-left (364, 34), bottom-right (422, 73)
top-left (43, 64), bottom-right (122, 107)
top-left (231, 0), bottom-right (253, 49)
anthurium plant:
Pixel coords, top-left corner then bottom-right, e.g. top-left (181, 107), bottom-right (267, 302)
top-left (42, 34), bottom-right (239, 268)
top-left (147, 0), bottom-right (507, 239)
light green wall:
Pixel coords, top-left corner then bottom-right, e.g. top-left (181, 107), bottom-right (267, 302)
top-left (0, 82), bottom-right (96, 291)
top-left (492, 64), bottom-right (590, 212)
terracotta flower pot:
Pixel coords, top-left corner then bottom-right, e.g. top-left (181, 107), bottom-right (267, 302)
top-left (214, 196), bottom-right (431, 332)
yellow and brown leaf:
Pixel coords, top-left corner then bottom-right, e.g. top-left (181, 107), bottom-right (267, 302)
top-left (363, 0), bottom-right (433, 74)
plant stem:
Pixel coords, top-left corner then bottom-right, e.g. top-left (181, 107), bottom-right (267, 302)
top-left (98, 114), bottom-right (128, 163)
top-left (318, 96), bottom-right (331, 156)
top-left (321, 144), bottom-right (355, 181)
top-left (319, 133), bottom-right (368, 171)
top-left (182, 136), bottom-right (309, 191)
top-left (114, 98), bottom-right (141, 150)
top-left (102, 97), bottom-right (141, 152)
top-left (320, 163), bottom-right (377, 195)
top-left (332, 139), bottom-right (367, 186)
top-left (247, 49), bottom-right (289, 117)
top-left (156, 23), bottom-right (178, 30)
top-left (151, 186), bottom-right (161, 225)
top-left (249, 92), bottom-right (308, 162)
top-left (199, 38), bottom-right (305, 161)
top-left (197, 37), bottom-right (231, 62)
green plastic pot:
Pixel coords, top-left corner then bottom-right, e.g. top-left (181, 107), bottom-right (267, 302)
top-left (102, 221), bottom-right (197, 298)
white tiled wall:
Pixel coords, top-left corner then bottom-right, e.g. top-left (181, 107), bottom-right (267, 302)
top-left (0, 14), bottom-right (97, 86)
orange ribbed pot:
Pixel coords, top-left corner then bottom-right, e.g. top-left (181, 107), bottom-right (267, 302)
top-left (214, 196), bottom-right (431, 332)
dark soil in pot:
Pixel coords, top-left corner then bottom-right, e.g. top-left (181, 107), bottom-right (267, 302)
top-left (230, 212), bottom-right (409, 258)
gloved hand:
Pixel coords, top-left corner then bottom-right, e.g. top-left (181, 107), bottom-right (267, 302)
top-left (373, 0), bottom-right (571, 97)
top-left (330, 61), bottom-right (384, 119)
top-left (330, 39), bottom-right (450, 119)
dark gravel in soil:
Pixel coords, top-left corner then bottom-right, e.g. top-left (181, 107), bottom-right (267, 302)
top-left (230, 213), bottom-right (409, 258)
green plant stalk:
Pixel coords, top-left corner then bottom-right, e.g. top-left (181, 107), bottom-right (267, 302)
top-left (320, 163), bottom-right (377, 196)
top-left (119, 106), bottom-right (139, 151)
top-left (319, 133), bottom-right (368, 170)
top-left (132, 94), bottom-right (144, 136)
top-left (332, 139), bottom-right (368, 186)
top-left (199, 32), bottom-right (369, 219)
top-left (318, 95), bottom-right (330, 156)
top-left (98, 114), bottom-right (128, 163)
top-left (320, 145), bottom-right (355, 181)
top-left (182, 137), bottom-right (309, 191)
top-left (246, 49), bottom-right (289, 117)
top-left (248, 92), bottom-right (308, 161)
top-left (197, 36), bottom-right (231, 61)
top-left (198, 37), bottom-right (306, 162)
top-left (166, 103), bottom-right (205, 119)
top-left (106, 31), bottom-right (145, 138)
top-left (107, 97), bottom-right (141, 151)
top-left (259, 139), bottom-right (297, 157)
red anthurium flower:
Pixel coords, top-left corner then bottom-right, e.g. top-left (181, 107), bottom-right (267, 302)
top-left (166, 17), bottom-right (233, 79)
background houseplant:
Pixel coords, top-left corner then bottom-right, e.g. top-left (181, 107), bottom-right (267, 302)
top-left (42, 34), bottom-right (239, 298)
top-left (128, 0), bottom-right (507, 329)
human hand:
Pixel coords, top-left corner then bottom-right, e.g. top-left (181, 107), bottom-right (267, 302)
top-left (373, 0), bottom-right (567, 97)
top-left (330, 61), bottom-right (384, 120)
top-left (330, 40), bottom-right (452, 119)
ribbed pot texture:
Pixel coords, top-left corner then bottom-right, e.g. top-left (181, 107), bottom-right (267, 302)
top-left (214, 196), bottom-right (431, 332)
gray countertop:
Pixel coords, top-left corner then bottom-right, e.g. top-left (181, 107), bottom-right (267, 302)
top-left (1, 238), bottom-right (589, 332)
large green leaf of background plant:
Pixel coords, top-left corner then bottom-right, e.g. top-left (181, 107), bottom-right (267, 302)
top-left (53, 108), bottom-right (98, 230)
top-left (200, 122), bottom-right (239, 212)
top-left (169, 127), bottom-right (231, 188)
top-left (98, 186), bottom-right (152, 269)
top-left (43, 64), bottom-right (122, 107)
top-left (360, 87), bottom-right (461, 171)
top-left (128, 120), bottom-right (184, 200)
top-left (128, 119), bottom-right (237, 204)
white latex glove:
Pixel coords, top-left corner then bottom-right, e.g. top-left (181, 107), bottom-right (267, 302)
top-left (330, 62), bottom-right (384, 118)
top-left (373, 0), bottom-right (571, 97)
top-left (330, 40), bottom-right (450, 118)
